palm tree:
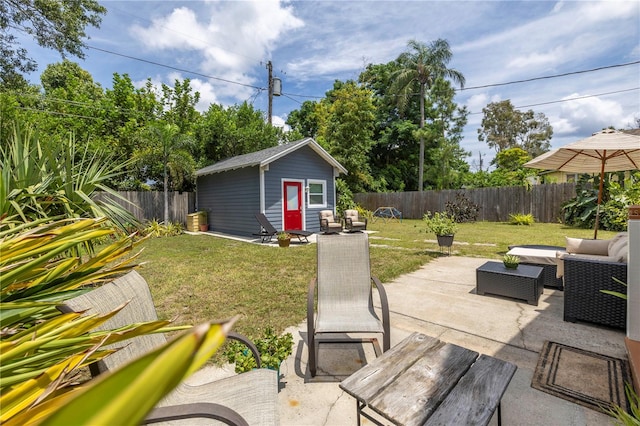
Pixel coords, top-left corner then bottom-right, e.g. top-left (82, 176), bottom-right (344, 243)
top-left (390, 39), bottom-right (465, 191)
top-left (146, 122), bottom-right (194, 224)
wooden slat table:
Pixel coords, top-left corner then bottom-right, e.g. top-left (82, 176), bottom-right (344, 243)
top-left (339, 332), bottom-right (517, 426)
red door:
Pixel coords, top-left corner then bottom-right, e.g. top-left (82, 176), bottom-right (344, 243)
top-left (283, 181), bottom-right (303, 230)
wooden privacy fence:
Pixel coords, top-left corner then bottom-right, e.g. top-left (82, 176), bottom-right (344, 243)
top-left (94, 191), bottom-right (195, 224)
top-left (354, 183), bottom-right (579, 223)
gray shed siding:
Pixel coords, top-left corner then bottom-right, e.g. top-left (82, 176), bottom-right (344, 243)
top-left (196, 167), bottom-right (260, 236)
top-left (264, 145), bottom-right (336, 232)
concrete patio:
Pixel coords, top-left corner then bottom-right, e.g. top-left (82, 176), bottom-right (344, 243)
top-left (274, 255), bottom-right (628, 425)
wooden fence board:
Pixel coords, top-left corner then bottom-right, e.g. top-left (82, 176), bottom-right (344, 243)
top-left (95, 184), bottom-right (578, 226)
top-left (354, 183), bottom-right (579, 223)
top-left (94, 191), bottom-right (195, 225)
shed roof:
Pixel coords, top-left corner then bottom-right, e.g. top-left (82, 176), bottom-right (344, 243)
top-left (194, 137), bottom-right (348, 177)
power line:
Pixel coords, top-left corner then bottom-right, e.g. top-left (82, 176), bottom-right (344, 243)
top-left (468, 87), bottom-right (640, 115)
top-left (87, 45), bottom-right (263, 91)
top-left (459, 61), bottom-right (640, 91)
top-left (86, 40), bottom-right (639, 105)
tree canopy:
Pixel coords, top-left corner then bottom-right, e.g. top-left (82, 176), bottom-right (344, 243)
top-left (389, 39), bottom-right (466, 191)
top-left (477, 100), bottom-right (553, 159)
top-left (0, 0), bottom-right (106, 86)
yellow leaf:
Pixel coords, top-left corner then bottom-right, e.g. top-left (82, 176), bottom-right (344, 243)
top-left (33, 320), bottom-right (234, 426)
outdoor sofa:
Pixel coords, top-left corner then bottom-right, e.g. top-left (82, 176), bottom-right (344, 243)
top-left (559, 232), bottom-right (628, 330)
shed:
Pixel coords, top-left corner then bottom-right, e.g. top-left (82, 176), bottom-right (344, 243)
top-left (194, 138), bottom-right (347, 237)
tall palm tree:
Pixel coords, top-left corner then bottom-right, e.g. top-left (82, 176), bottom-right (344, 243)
top-left (146, 122), bottom-right (194, 224)
top-left (390, 39), bottom-right (465, 191)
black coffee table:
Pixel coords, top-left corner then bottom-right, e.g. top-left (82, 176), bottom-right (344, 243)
top-left (476, 261), bottom-right (544, 305)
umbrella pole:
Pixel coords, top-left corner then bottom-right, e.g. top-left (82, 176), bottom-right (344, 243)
top-left (593, 154), bottom-right (606, 239)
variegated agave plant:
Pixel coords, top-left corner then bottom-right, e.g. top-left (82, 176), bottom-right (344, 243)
top-left (0, 218), bottom-right (232, 425)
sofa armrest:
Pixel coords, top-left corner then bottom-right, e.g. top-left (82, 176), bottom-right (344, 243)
top-left (563, 257), bottom-right (627, 329)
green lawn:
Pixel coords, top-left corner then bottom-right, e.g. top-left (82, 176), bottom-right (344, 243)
top-left (135, 220), bottom-right (617, 340)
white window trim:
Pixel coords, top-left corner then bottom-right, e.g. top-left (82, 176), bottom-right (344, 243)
top-left (307, 179), bottom-right (327, 208)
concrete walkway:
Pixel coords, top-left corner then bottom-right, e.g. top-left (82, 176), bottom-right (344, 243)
top-left (275, 256), bottom-right (627, 425)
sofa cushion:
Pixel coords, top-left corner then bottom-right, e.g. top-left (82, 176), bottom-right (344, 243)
top-left (555, 251), bottom-right (620, 278)
top-left (565, 237), bottom-right (610, 255)
top-left (608, 232), bottom-right (628, 262)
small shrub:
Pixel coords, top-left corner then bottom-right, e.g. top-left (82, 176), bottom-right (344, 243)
top-left (601, 174), bottom-right (640, 232)
top-left (335, 178), bottom-right (354, 216)
top-left (224, 327), bottom-right (293, 373)
top-left (423, 211), bottom-right (459, 236)
top-left (356, 205), bottom-right (373, 221)
top-left (277, 231), bottom-right (291, 240)
top-left (509, 213), bottom-right (534, 225)
top-left (143, 220), bottom-right (184, 237)
top-left (445, 192), bottom-right (480, 223)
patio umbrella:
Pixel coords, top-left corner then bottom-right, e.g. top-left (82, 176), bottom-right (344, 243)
top-left (524, 129), bottom-right (640, 239)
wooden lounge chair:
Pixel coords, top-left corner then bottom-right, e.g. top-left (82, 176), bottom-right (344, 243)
top-left (59, 270), bottom-right (278, 425)
top-left (253, 213), bottom-right (312, 243)
top-left (307, 232), bottom-right (390, 377)
top-left (318, 210), bottom-right (343, 234)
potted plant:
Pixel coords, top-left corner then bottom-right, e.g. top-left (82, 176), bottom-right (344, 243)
top-left (503, 254), bottom-right (520, 269)
top-left (423, 211), bottom-right (459, 248)
top-left (224, 327), bottom-right (294, 379)
top-left (277, 231), bottom-right (291, 247)
top-left (197, 211), bottom-right (208, 232)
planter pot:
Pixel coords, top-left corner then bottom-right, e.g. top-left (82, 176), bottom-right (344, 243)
top-left (503, 263), bottom-right (519, 269)
top-left (278, 238), bottom-right (291, 248)
top-left (436, 234), bottom-right (454, 256)
top-left (436, 234), bottom-right (454, 247)
top-left (199, 224), bottom-right (209, 232)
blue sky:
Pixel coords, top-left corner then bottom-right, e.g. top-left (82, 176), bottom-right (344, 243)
top-left (24, 1), bottom-right (640, 169)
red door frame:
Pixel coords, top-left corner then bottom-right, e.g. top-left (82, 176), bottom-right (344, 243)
top-left (282, 180), bottom-right (304, 230)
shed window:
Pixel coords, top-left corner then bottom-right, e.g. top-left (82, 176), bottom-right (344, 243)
top-left (307, 180), bottom-right (326, 207)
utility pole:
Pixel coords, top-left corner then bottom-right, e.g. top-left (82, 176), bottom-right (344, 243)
top-left (267, 61), bottom-right (273, 125)
top-left (266, 61), bottom-right (281, 126)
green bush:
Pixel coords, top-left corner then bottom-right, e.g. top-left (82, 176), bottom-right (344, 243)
top-left (143, 219), bottom-right (185, 237)
top-left (336, 178), bottom-right (355, 216)
top-left (601, 173), bottom-right (640, 232)
top-left (562, 172), bottom-right (639, 232)
top-left (224, 327), bottom-right (293, 373)
top-left (445, 192), bottom-right (480, 222)
top-left (0, 121), bottom-right (139, 232)
top-left (509, 213), bottom-right (535, 225)
top-left (423, 211), bottom-right (459, 236)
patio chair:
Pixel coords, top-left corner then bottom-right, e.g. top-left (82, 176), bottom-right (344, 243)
top-left (343, 209), bottom-right (367, 232)
top-left (307, 232), bottom-right (390, 377)
top-left (253, 213), bottom-right (312, 243)
top-left (59, 270), bottom-right (278, 425)
top-left (318, 210), bottom-right (343, 234)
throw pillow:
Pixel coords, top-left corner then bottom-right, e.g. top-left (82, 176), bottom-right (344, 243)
top-left (608, 232), bottom-right (628, 262)
top-left (565, 237), bottom-right (610, 255)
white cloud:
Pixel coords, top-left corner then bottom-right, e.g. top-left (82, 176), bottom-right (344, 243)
top-left (129, 1), bottom-right (304, 104)
top-left (554, 94), bottom-right (630, 135)
top-left (189, 79), bottom-right (221, 112)
top-left (507, 47), bottom-right (566, 70)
